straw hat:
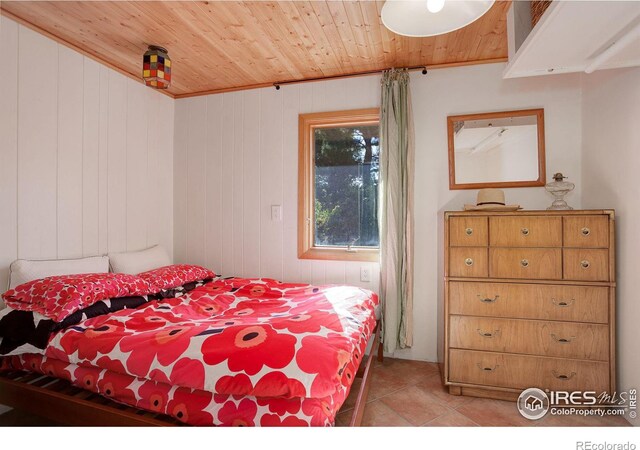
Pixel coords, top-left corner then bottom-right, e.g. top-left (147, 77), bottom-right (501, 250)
top-left (464, 188), bottom-right (521, 211)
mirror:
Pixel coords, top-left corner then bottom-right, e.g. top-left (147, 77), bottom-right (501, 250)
top-left (447, 109), bottom-right (546, 190)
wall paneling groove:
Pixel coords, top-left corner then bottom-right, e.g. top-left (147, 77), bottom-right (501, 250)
top-left (175, 64), bottom-right (584, 360)
top-left (173, 76), bottom-right (382, 294)
top-left (0, 16), bottom-right (174, 294)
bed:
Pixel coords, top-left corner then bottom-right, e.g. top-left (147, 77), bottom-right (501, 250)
top-left (0, 264), bottom-right (380, 426)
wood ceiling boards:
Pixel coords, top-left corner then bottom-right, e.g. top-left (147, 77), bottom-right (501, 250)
top-left (0, 1), bottom-right (511, 98)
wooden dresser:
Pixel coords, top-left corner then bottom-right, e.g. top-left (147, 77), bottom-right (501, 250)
top-left (443, 210), bottom-right (615, 400)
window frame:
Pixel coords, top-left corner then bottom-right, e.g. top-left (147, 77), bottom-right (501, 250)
top-left (298, 108), bottom-right (381, 262)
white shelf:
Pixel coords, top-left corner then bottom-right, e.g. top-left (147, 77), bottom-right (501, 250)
top-left (504, 1), bottom-right (640, 79)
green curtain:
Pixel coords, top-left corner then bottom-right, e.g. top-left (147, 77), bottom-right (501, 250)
top-left (379, 69), bottom-right (415, 353)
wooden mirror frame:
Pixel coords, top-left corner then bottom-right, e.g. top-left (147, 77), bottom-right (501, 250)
top-left (447, 108), bottom-right (546, 190)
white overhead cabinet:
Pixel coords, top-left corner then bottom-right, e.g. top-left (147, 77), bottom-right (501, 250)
top-left (504, 1), bottom-right (640, 79)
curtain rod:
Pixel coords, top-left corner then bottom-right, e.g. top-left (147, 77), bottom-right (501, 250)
top-left (273, 65), bottom-right (428, 90)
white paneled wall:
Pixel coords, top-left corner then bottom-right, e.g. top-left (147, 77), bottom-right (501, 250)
top-left (0, 17), bottom-right (19, 297)
top-left (581, 67), bottom-right (640, 426)
top-left (0, 17), bottom-right (174, 293)
top-left (175, 64), bottom-right (583, 361)
top-left (410, 65), bottom-right (583, 362)
top-left (174, 76), bottom-right (382, 293)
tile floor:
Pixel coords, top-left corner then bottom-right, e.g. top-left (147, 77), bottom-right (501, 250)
top-left (0, 358), bottom-right (631, 427)
top-left (335, 358), bottom-right (631, 427)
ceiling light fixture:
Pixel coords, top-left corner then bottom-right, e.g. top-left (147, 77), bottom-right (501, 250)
top-left (143, 45), bottom-right (171, 89)
top-left (381, 0), bottom-right (495, 37)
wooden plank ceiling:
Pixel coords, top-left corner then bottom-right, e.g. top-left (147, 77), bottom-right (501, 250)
top-left (1, 1), bottom-right (510, 98)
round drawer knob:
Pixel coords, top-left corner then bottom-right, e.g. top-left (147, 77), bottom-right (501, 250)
top-left (465, 228), bottom-right (473, 236)
top-left (581, 227), bottom-right (591, 236)
top-left (581, 260), bottom-right (590, 269)
top-left (464, 258), bottom-right (474, 266)
top-left (521, 228), bottom-right (530, 236)
top-left (521, 259), bottom-right (529, 268)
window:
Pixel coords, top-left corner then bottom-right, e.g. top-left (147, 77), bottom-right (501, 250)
top-left (298, 109), bottom-right (380, 262)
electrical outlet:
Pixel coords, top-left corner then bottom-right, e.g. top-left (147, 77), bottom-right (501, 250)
top-left (271, 205), bottom-right (282, 221)
top-left (360, 266), bottom-right (371, 283)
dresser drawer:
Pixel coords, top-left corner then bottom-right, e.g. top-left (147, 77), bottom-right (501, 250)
top-left (563, 249), bottom-right (609, 281)
top-left (489, 248), bottom-right (562, 280)
top-left (449, 316), bottom-right (609, 361)
top-left (449, 217), bottom-right (488, 247)
top-left (449, 247), bottom-right (488, 278)
top-left (564, 215), bottom-right (609, 248)
top-left (490, 216), bottom-right (562, 247)
top-left (448, 282), bottom-right (609, 323)
top-left (449, 349), bottom-right (609, 393)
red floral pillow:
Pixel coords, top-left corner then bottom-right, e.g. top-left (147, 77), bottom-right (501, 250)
top-left (2, 273), bottom-right (152, 322)
top-left (139, 264), bottom-right (216, 292)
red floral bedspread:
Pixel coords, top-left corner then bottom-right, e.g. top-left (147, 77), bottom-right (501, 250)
top-left (3, 278), bottom-right (378, 426)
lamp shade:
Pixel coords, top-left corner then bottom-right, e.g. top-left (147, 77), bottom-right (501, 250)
top-left (143, 45), bottom-right (171, 89)
top-left (381, 0), bottom-right (495, 37)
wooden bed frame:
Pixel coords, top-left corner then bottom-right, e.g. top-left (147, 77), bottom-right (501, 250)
top-left (0, 322), bottom-right (382, 427)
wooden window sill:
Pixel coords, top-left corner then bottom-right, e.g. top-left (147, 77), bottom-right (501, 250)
top-left (299, 247), bottom-right (380, 262)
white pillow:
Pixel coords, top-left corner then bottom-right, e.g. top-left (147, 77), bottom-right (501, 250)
top-left (108, 245), bottom-right (171, 275)
top-left (8, 255), bottom-right (110, 290)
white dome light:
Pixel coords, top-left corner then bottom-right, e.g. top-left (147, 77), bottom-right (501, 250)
top-left (427, 0), bottom-right (446, 13)
top-left (381, 0), bottom-right (495, 37)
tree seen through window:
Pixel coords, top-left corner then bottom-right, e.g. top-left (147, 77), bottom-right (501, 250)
top-left (313, 125), bottom-right (380, 248)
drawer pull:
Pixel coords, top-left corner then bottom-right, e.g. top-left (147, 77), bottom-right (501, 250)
top-left (552, 298), bottom-right (575, 307)
top-left (464, 258), bottom-right (474, 266)
top-left (581, 260), bottom-right (590, 269)
top-left (465, 228), bottom-right (473, 235)
top-left (581, 227), bottom-right (591, 236)
top-left (521, 259), bottom-right (529, 268)
top-left (476, 363), bottom-right (499, 372)
top-left (477, 329), bottom-right (500, 338)
top-left (550, 334), bottom-right (576, 344)
top-left (552, 370), bottom-right (576, 381)
top-left (478, 295), bottom-right (499, 304)
top-left (521, 228), bottom-right (530, 236)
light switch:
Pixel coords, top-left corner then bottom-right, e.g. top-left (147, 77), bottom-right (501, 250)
top-left (271, 205), bottom-right (282, 221)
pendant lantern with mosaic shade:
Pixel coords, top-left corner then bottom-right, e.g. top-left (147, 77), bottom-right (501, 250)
top-left (142, 45), bottom-right (171, 89)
